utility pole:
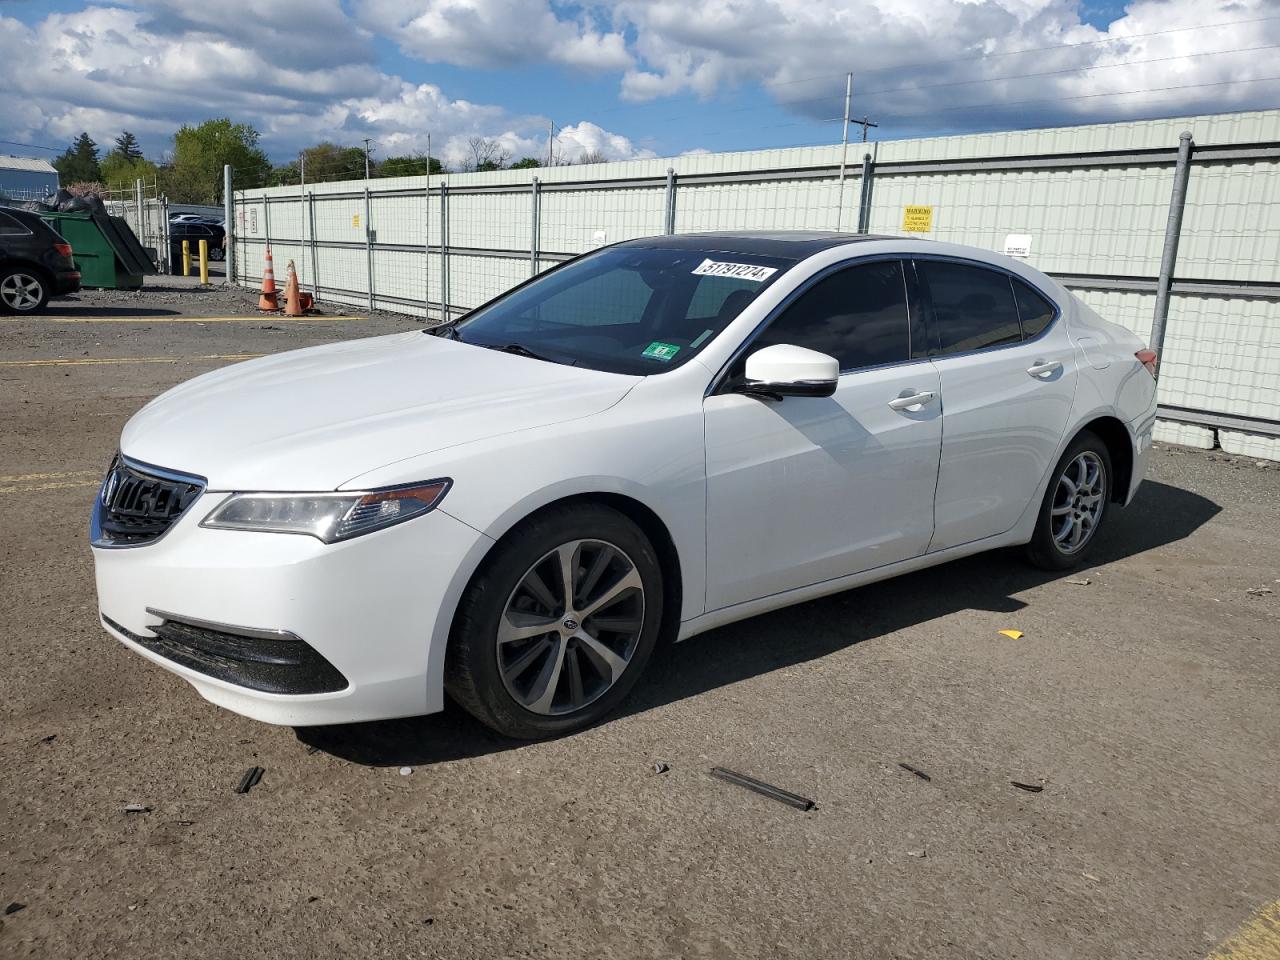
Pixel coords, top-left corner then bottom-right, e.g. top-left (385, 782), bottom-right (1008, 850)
top-left (855, 117), bottom-right (879, 142)
top-left (362, 138), bottom-right (374, 180)
top-left (547, 121), bottom-right (555, 167)
top-left (835, 71), bottom-right (853, 232)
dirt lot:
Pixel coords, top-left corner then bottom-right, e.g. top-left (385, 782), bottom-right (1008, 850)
top-left (1, 283), bottom-right (1278, 959)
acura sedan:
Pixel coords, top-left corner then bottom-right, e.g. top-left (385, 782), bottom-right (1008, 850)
top-left (91, 232), bottom-right (1157, 738)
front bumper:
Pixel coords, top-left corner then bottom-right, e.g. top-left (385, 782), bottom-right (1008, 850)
top-left (93, 491), bottom-right (490, 725)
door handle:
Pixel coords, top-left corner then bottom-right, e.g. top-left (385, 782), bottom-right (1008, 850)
top-left (1027, 359), bottom-right (1062, 378)
top-left (888, 391), bottom-right (936, 412)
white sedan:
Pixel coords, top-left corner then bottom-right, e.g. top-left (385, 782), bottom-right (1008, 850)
top-left (91, 233), bottom-right (1158, 738)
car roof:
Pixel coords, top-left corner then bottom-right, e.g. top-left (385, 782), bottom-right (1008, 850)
top-left (0, 205), bottom-right (48, 227)
top-left (616, 230), bottom-right (893, 260)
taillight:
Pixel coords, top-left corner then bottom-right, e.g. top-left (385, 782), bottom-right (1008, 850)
top-left (1136, 348), bottom-right (1157, 377)
top-left (54, 242), bottom-right (73, 258)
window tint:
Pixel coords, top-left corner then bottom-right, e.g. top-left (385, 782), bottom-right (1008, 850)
top-left (0, 211), bottom-right (30, 236)
top-left (748, 260), bottom-right (911, 371)
top-left (529, 265), bottom-right (654, 327)
top-left (919, 260), bottom-right (1022, 355)
top-left (1013, 278), bottom-right (1056, 339)
top-left (687, 275), bottom-right (762, 321)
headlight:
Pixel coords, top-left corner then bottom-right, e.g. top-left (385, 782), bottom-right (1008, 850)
top-left (200, 479), bottom-right (451, 543)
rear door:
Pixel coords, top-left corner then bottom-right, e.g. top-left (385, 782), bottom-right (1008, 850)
top-left (703, 258), bottom-right (942, 610)
top-left (916, 258), bottom-right (1078, 551)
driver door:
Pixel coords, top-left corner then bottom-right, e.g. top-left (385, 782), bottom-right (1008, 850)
top-left (702, 259), bottom-right (942, 611)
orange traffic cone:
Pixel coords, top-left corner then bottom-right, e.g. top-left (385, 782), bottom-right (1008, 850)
top-left (258, 248), bottom-right (279, 311)
top-left (283, 260), bottom-right (303, 317)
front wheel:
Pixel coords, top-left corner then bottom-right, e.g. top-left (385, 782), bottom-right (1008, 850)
top-left (1025, 431), bottom-right (1112, 570)
top-left (445, 504), bottom-right (664, 739)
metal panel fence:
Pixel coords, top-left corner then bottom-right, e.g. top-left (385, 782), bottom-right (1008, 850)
top-left (233, 109), bottom-right (1280, 458)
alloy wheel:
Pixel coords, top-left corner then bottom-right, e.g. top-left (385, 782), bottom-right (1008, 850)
top-left (497, 538), bottom-right (645, 716)
top-left (1050, 450), bottom-right (1106, 554)
top-left (0, 272), bottom-right (43, 311)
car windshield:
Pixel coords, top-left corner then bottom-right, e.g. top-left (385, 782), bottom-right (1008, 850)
top-left (444, 246), bottom-right (795, 375)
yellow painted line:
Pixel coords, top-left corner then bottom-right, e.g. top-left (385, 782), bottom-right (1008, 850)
top-left (0, 314), bottom-right (368, 324)
top-left (1208, 899), bottom-right (1280, 959)
top-left (0, 353), bottom-right (262, 368)
top-left (0, 479), bottom-right (100, 494)
top-left (0, 469), bottom-right (100, 483)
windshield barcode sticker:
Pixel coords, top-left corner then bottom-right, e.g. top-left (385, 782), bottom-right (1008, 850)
top-left (691, 259), bottom-right (777, 282)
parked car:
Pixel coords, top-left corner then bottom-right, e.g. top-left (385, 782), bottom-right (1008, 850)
top-left (169, 221), bottom-right (225, 260)
top-left (90, 233), bottom-right (1158, 738)
top-left (0, 206), bottom-right (81, 313)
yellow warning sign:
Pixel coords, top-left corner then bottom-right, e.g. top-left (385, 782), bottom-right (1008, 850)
top-left (902, 205), bottom-right (934, 233)
top-left (352, 213), bottom-right (361, 228)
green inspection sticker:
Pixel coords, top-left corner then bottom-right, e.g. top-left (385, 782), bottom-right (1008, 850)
top-left (642, 341), bottom-right (681, 362)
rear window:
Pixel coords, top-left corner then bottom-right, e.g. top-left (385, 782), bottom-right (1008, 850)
top-left (918, 260), bottom-right (1022, 355)
top-left (0, 211), bottom-right (31, 236)
top-left (1013, 278), bottom-right (1057, 339)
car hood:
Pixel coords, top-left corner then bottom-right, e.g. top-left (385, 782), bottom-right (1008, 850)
top-left (120, 332), bottom-right (639, 490)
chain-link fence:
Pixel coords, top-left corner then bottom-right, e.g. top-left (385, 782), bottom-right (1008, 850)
top-left (232, 109), bottom-right (1280, 459)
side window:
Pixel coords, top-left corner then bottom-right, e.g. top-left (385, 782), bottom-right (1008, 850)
top-left (918, 260), bottom-right (1022, 355)
top-left (0, 212), bottom-right (30, 236)
top-left (748, 260), bottom-right (911, 372)
top-left (1012, 278), bottom-right (1057, 339)
top-left (529, 266), bottom-right (655, 328)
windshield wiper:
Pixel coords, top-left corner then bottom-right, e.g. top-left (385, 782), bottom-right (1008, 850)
top-left (491, 342), bottom-right (555, 363)
top-left (426, 318), bottom-right (461, 339)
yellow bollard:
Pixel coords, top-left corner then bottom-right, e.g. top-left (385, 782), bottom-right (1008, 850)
top-left (199, 239), bottom-right (209, 285)
top-left (181, 239), bottom-right (191, 277)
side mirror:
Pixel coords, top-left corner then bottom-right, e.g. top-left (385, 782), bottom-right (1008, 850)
top-left (737, 343), bottom-right (839, 399)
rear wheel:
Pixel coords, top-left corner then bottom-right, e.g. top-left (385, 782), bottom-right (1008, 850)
top-left (446, 504), bottom-right (663, 739)
top-left (0, 267), bottom-right (49, 314)
top-left (1025, 431), bottom-right (1112, 570)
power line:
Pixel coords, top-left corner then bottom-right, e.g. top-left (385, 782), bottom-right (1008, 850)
top-left (0, 138), bottom-right (61, 153)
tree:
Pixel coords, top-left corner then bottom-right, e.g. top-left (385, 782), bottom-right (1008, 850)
top-left (576, 149), bottom-right (609, 165)
top-left (53, 132), bottom-right (101, 184)
top-left (111, 131), bottom-right (143, 162)
top-left (465, 136), bottom-right (510, 172)
top-left (165, 118), bottom-right (271, 202)
top-left (509, 157), bottom-right (541, 169)
top-left (101, 153), bottom-right (159, 190)
top-left (378, 153), bottom-right (444, 177)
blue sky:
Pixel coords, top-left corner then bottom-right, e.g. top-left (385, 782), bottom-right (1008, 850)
top-left (1, 0), bottom-right (1275, 169)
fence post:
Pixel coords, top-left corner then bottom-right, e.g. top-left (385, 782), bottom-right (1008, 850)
top-left (530, 177), bottom-right (541, 277)
top-left (423, 183), bottom-right (431, 318)
top-left (664, 168), bottom-right (676, 234)
top-left (364, 185), bottom-right (374, 311)
top-left (1150, 131), bottom-right (1193, 379)
top-left (134, 178), bottom-right (144, 250)
top-left (263, 194), bottom-right (271, 271)
top-left (440, 181), bottom-right (450, 319)
top-left (308, 191), bottom-right (320, 300)
top-left (856, 153), bottom-right (875, 234)
top-left (223, 165), bottom-right (233, 284)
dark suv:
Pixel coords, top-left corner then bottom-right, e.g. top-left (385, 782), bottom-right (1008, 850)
top-left (0, 207), bottom-right (81, 313)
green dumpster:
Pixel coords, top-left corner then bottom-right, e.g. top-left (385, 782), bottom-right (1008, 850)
top-left (37, 210), bottom-right (157, 290)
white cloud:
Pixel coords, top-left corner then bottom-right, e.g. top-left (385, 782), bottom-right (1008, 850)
top-left (354, 0), bottom-right (632, 71)
top-left (0, 2), bottom-right (648, 170)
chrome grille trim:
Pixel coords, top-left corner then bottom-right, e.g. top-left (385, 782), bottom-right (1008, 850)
top-left (90, 454), bottom-right (207, 549)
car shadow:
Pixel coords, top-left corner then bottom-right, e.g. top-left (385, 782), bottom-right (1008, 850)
top-left (294, 479), bottom-right (1220, 767)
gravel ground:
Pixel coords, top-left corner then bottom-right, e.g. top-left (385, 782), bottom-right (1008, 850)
top-left (1, 285), bottom-right (1277, 959)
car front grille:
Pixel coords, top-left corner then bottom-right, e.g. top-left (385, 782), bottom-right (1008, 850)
top-left (91, 454), bottom-right (206, 547)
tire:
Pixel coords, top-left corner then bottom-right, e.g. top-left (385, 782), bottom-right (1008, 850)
top-left (1025, 430), bottom-right (1113, 570)
top-left (445, 503), bottom-right (664, 739)
top-left (0, 267), bottom-right (50, 314)
top-left (208, 246), bottom-right (225, 262)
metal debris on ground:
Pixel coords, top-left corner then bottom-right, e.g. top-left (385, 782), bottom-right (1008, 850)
top-left (906, 848), bottom-right (928, 859)
top-left (708, 767), bottom-right (816, 811)
top-left (998, 629), bottom-right (1024, 639)
top-left (651, 761), bottom-right (670, 774)
top-left (897, 762), bottom-right (931, 782)
top-left (235, 766), bottom-right (265, 794)
top-left (1011, 781), bottom-right (1045, 793)
top-left (1246, 587), bottom-right (1274, 597)
top-left (1065, 578), bottom-right (1092, 586)
top-left (123, 803), bottom-right (151, 813)
top-left (39, 734), bottom-right (56, 744)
